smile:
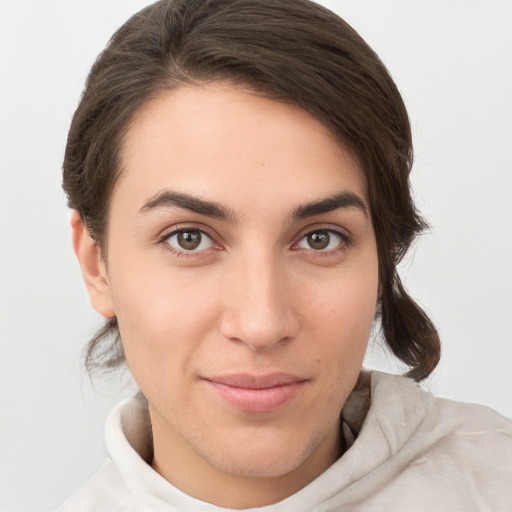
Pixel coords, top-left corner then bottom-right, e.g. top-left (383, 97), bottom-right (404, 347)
top-left (203, 373), bottom-right (308, 413)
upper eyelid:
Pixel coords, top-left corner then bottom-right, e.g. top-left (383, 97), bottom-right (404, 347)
top-left (291, 226), bottom-right (352, 254)
top-left (157, 226), bottom-right (219, 255)
top-left (294, 224), bottom-right (350, 241)
top-left (158, 226), bottom-right (220, 258)
top-left (159, 224), bottom-right (217, 242)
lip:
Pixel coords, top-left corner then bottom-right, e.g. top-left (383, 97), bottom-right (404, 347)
top-left (203, 373), bottom-right (308, 413)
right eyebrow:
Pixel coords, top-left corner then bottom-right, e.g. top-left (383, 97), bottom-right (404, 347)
top-left (139, 190), bottom-right (238, 223)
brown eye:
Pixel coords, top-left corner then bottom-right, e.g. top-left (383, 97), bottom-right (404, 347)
top-left (296, 229), bottom-right (345, 252)
top-left (307, 231), bottom-right (330, 250)
top-left (178, 231), bottom-right (201, 250)
top-left (165, 229), bottom-right (213, 252)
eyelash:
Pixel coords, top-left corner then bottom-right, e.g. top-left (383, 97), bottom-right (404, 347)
top-left (157, 225), bottom-right (352, 258)
top-left (292, 226), bottom-right (352, 256)
top-left (158, 225), bottom-right (220, 258)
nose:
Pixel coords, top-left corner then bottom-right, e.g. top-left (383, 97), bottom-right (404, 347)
top-left (219, 250), bottom-right (299, 351)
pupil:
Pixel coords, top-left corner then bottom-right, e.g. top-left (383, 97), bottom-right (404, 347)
top-left (308, 231), bottom-right (330, 250)
top-left (178, 231), bottom-right (201, 250)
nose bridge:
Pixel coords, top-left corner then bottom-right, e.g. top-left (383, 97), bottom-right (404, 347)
top-left (220, 245), bottom-right (297, 350)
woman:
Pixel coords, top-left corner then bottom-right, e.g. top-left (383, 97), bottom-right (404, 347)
top-left (57, 0), bottom-right (511, 510)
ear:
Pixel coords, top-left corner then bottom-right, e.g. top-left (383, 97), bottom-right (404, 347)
top-left (71, 210), bottom-right (115, 318)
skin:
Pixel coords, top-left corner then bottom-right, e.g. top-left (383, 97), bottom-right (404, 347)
top-left (73, 83), bottom-right (379, 508)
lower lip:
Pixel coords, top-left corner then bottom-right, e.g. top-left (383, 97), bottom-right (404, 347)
top-left (205, 380), bottom-right (306, 412)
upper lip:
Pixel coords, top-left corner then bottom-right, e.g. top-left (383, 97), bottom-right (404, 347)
top-left (205, 372), bottom-right (307, 389)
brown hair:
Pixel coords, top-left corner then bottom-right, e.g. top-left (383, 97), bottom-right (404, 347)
top-left (63, 0), bottom-right (440, 381)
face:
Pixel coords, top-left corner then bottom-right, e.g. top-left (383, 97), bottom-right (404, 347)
top-left (83, 83), bottom-right (379, 502)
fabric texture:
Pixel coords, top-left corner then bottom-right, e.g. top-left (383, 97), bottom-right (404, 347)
top-left (57, 371), bottom-right (512, 511)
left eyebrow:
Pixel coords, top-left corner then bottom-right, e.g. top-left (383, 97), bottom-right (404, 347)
top-left (291, 191), bottom-right (368, 220)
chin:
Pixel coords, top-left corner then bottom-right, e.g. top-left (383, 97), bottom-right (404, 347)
top-left (213, 450), bottom-right (308, 479)
top-left (204, 426), bottom-right (334, 479)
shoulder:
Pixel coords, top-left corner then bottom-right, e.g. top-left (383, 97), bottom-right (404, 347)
top-left (55, 459), bottom-right (143, 512)
top-left (365, 372), bottom-right (512, 510)
top-left (423, 382), bottom-right (512, 487)
top-left (394, 372), bottom-right (511, 441)
top-left (372, 371), bottom-right (512, 463)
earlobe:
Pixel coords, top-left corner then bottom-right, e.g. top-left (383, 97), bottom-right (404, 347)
top-left (71, 210), bottom-right (115, 318)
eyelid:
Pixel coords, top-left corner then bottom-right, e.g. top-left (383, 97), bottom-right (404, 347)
top-left (156, 223), bottom-right (351, 257)
top-left (158, 224), bottom-right (222, 256)
top-left (291, 224), bottom-right (352, 252)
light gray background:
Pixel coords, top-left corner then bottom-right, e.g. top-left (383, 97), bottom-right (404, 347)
top-left (1, 1), bottom-right (511, 510)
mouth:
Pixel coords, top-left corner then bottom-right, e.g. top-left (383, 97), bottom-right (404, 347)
top-left (203, 373), bottom-right (308, 413)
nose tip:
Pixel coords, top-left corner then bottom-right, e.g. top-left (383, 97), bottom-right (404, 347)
top-left (219, 261), bottom-right (299, 351)
top-left (222, 307), bottom-right (294, 351)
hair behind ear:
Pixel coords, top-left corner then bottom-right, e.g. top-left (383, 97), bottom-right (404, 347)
top-left (381, 273), bottom-right (441, 382)
top-left (84, 317), bottom-right (125, 375)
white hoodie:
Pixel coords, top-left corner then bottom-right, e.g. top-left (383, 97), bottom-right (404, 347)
top-left (57, 371), bottom-right (512, 511)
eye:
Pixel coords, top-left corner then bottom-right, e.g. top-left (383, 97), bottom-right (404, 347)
top-left (164, 229), bottom-right (214, 252)
top-left (296, 229), bottom-right (345, 251)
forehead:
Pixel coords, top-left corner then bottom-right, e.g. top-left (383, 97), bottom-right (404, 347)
top-left (115, 83), bottom-right (366, 216)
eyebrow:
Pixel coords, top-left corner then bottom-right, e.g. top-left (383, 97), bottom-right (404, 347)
top-left (291, 191), bottom-right (368, 219)
top-left (139, 189), bottom-right (368, 222)
top-left (139, 190), bottom-right (238, 222)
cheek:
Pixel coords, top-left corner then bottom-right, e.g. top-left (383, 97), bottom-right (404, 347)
top-left (108, 261), bottom-right (221, 379)
top-left (111, 256), bottom-right (217, 324)
top-left (299, 264), bottom-right (378, 378)
top-left (303, 268), bottom-right (378, 338)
